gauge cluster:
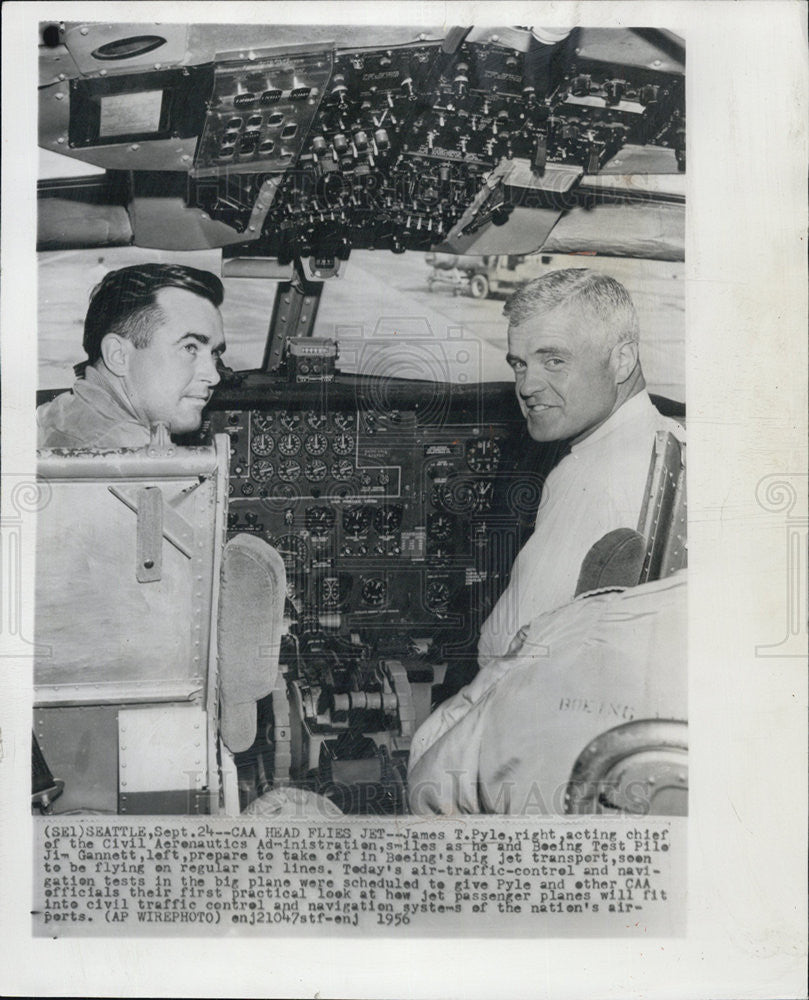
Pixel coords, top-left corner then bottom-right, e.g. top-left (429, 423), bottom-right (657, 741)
top-left (196, 34), bottom-right (685, 256)
top-left (210, 402), bottom-right (523, 637)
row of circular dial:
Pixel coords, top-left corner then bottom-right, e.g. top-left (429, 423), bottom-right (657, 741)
top-left (298, 503), bottom-right (404, 537)
top-left (251, 430), bottom-right (355, 458)
top-left (250, 413), bottom-right (501, 472)
top-left (251, 457), bottom-right (355, 484)
top-left (274, 564), bottom-right (451, 612)
top-left (314, 575), bottom-right (450, 610)
top-left (265, 503), bottom-right (453, 541)
top-left (253, 411), bottom-right (354, 431)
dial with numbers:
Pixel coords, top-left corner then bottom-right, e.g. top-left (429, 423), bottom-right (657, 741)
top-left (427, 513), bottom-right (454, 542)
top-left (305, 433), bottom-right (328, 456)
top-left (466, 438), bottom-right (501, 473)
top-left (278, 432), bottom-right (302, 456)
top-left (425, 579), bottom-right (451, 611)
top-left (279, 411), bottom-right (302, 430)
top-left (305, 505), bottom-right (336, 536)
top-left (252, 413), bottom-right (274, 432)
top-left (343, 505), bottom-right (373, 536)
top-left (278, 458), bottom-right (302, 482)
top-left (251, 432), bottom-right (275, 457)
top-left (333, 412), bottom-right (355, 431)
top-left (306, 412), bottom-right (329, 430)
top-left (332, 432), bottom-right (354, 456)
top-left (472, 479), bottom-right (494, 512)
top-left (360, 577), bottom-right (387, 606)
top-left (373, 504), bottom-right (403, 536)
top-left (251, 458), bottom-right (275, 483)
top-left (331, 459), bottom-right (354, 481)
top-left (304, 458), bottom-right (328, 482)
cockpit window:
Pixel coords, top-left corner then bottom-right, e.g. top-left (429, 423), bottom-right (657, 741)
top-left (39, 243), bottom-right (683, 397)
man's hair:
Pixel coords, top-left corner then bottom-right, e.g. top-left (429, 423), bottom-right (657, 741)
top-left (76, 263), bottom-right (224, 377)
top-left (504, 269), bottom-right (640, 348)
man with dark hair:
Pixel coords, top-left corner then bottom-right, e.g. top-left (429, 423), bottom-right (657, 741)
top-left (37, 263), bottom-right (226, 449)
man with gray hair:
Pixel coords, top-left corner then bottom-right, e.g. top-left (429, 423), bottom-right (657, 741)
top-left (476, 267), bottom-right (684, 665)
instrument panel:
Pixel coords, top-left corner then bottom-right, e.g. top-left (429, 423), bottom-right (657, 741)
top-left (40, 25), bottom-right (685, 258)
top-left (212, 400), bottom-right (526, 639)
top-left (196, 34), bottom-right (685, 257)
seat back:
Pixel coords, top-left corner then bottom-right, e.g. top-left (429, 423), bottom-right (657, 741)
top-left (34, 437), bottom-right (230, 814)
top-left (637, 430), bottom-right (687, 582)
top-left (575, 431), bottom-right (686, 596)
top-left (564, 719), bottom-right (688, 816)
top-left (218, 532), bottom-right (286, 755)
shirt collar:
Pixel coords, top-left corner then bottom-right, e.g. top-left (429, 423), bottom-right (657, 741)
top-left (79, 364), bottom-right (146, 428)
top-left (569, 390), bottom-right (655, 456)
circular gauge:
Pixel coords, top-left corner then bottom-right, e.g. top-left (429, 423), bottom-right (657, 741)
top-left (273, 534), bottom-right (309, 569)
top-left (304, 433), bottom-right (328, 456)
top-left (434, 478), bottom-right (476, 513)
top-left (332, 432), bottom-right (354, 456)
top-left (279, 411), bottom-right (302, 430)
top-left (278, 458), bottom-right (302, 482)
top-left (278, 432), bottom-right (302, 456)
top-left (466, 438), bottom-right (501, 473)
top-left (306, 412), bottom-right (329, 430)
top-left (253, 413), bottom-right (274, 432)
top-left (425, 579), bottom-right (451, 611)
top-left (304, 458), bottom-right (328, 482)
top-left (333, 412), bottom-right (354, 431)
top-left (251, 458), bottom-right (275, 483)
top-left (305, 504), bottom-right (336, 536)
top-left (343, 505), bottom-right (373, 536)
top-left (361, 577), bottom-right (387, 606)
top-left (373, 504), bottom-right (403, 536)
top-left (473, 479), bottom-right (494, 512)
top-left (251, 432), bottom-right (275, 457)
top-left (331, 459), bottom-right (354, 481)
top-left (427, 513), bottom-right (454, 542)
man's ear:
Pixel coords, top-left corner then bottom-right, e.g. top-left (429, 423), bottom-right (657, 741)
top-left (611, 340), bottom-right (639, 384)
top-left (100, 333), bottom-right (133, 377)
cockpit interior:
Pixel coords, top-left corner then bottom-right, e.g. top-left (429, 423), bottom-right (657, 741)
top-left (33, 21), bottom-right (686, 817)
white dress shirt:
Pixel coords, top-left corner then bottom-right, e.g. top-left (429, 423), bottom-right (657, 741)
top-left (477, 391), bottom-right (683, 665)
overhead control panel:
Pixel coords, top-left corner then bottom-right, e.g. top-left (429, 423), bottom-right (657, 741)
top-left (192, 45), bottom-right (334, 177)
top-left (39, 24), bottom-right (685, 257)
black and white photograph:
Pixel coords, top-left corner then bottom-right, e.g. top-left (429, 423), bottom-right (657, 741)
top-left (33, 19), bottom-right (687, 825)
top-left (1, 2), bottom-right (806, 997)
